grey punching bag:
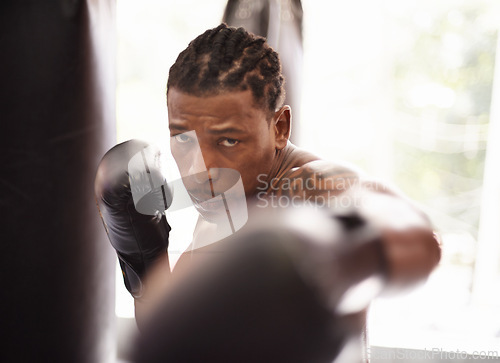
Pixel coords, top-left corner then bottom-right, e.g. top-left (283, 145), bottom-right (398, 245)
top-left (0, 1), bottom-right (116, 362)
top-left (223, 0), bottom-right (304, 144)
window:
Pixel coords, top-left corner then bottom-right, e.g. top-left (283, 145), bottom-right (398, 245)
top-left (299, 0), bottom-right (500, 354)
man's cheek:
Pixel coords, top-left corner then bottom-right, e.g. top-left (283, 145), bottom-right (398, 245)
top-left (174, 157), bottom-right (191, 175)
top-left (243, 177), bottom-right (259, 195)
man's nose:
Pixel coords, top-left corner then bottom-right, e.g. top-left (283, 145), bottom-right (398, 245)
top-left (207, 167), bottom-right (220, 183)
top-left (187, 148), bottom-right (207, 184)
top-left (188, 148), bottom-right (219, 184)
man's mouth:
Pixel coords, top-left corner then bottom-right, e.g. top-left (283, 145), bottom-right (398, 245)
top-left (196, 197), bottom-right (225, 210)
top-left (188, 190), bottom-right (216, 204)
top-left (187, 189), bottom-right (232, 215)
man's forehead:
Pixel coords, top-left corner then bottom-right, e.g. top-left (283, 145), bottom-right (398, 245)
top-left (167, 88), bottom-right (269, 124)
top-left (167, 87), bottom-right (265, 111)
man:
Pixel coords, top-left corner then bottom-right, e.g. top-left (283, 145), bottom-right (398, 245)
top-left (95, 24), bottom-right (440, 362)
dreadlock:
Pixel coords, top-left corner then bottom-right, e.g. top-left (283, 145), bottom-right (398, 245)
top-left (167, 24), bottom-right (285, 114)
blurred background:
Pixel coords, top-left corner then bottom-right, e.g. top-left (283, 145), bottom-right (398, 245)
top-left (115, 0), bottom-right (500, 360)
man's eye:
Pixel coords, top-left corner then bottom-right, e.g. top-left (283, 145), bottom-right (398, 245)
top-left (173, 134), bottom-right (191, 143)
top-left (219, 138), bottom-right (239, 147)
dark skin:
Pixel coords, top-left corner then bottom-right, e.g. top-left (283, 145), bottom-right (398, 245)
top-left (167, 88), bottom-right (290, 198)
top-left (135, 87), bottom-right (441, 333)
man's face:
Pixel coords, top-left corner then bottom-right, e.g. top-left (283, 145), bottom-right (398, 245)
top-left (167, 88), bottom-right (279, 206)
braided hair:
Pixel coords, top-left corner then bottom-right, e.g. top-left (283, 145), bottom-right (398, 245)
top-left (167, 24), bottom-right (285, 115)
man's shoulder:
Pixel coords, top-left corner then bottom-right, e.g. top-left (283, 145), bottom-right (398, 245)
top-left (278, 143), bottom-right (361, 175)
top-left (281, 143), bottom-right (363, 182)
top-left (288, 159), bottom-right (361, 179)
top-left (269, 147), bottom-right (363, 197)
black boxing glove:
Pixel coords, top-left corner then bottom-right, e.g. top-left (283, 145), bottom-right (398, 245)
top-left (132, 207), bottom-right (377, 363)
top-left (95, 140), bottom-right (172, 298)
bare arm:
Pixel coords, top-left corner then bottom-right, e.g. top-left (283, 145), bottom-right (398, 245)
top-left (269, 159), bottom-right (441, 291)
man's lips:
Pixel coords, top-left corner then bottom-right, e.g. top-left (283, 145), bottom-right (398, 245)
top-left (187, 182), bottom-right (239, 200)
top-left (188, 190), bottom-right (216, 203)
top-left (188, 190), bottom-right (234, 213)
top-left (192, 199), bottom-right (234, 223)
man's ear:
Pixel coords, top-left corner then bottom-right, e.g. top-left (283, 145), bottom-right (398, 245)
top-left (273, 105), bottom-right (291, 150)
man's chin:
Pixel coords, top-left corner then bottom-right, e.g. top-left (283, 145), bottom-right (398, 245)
top-left (193, 201), bottom-right (231, 224)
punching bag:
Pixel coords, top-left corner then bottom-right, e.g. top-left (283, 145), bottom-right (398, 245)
top-left (223, 0), bottom-right (304, 144)
top-left (0, 1), bottom-right (116, 362)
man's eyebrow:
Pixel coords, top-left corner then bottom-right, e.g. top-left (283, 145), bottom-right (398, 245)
top-left (206, 127), bottom-right (246, 135)
top-left (169, 124), bottom-right (189, 131)
top-left (169, 122), bottom-right (247, 134)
